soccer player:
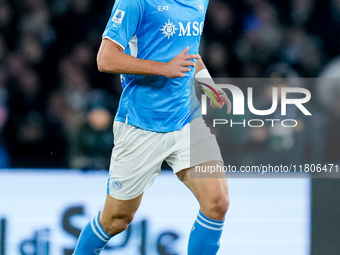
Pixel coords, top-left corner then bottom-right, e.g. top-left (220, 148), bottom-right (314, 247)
top-left (72, 0), bottom-right (231, 254)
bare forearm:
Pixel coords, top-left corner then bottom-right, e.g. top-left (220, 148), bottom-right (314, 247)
top-left (97, 40), bottom-right (165, 76)
top-left (101, 54), bottom-right (165, 75)
top-left (97, 39), bottom-right (199, 78)
top-left (195, 58), bottom-right (207, 76)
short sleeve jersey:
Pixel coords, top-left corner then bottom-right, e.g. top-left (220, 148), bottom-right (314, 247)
top-left (103, 0), bottom-right (208, 132)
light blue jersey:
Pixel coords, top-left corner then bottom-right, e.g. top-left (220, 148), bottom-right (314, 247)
top-left (103, 0), bottom-right (208, 132)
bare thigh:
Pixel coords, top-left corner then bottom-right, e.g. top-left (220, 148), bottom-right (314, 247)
top-left (177, 160), bottom-right (229, 220)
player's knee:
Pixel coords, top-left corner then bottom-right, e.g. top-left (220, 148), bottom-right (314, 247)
top-left (112, 217), bottom-right (132, 233)
top-left (213, 194), bottom-right (229, 215)
top-left (205, 194), bottom-right (229, 219)
top-left (103, 213), bottom-right (135, 236)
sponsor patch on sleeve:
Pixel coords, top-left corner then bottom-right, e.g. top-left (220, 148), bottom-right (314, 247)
top-left (112, 9), bottom-right (125, 24)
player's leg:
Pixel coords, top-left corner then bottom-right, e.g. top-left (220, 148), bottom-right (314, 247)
top-left (165, 118), bottom-right (228, 254)
top-left (177, 161), bottom-right (228, 255)
top-left (100, 193), bottom-right (143, 236)
top-left (73, 193), bottom-right (143, 255)
top-left (177, 161), bottom-right (228, 220)
top-left (73, 121), bottom-right (172, 254)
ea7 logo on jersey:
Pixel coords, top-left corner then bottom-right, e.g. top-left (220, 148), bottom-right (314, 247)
top-left (112, 9), bottom-right (125, 24)
top-left (158, 6), bottom-right (169, 11)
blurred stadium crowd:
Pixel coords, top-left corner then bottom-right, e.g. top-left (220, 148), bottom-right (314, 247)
top-left (0, 0), bottom-right (340, 170)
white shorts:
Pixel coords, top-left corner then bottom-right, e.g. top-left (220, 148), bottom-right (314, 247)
top-left (107, 117), bottom-right (223, 200)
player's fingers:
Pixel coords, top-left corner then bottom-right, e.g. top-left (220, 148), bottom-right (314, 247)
top-left (180, 46), bottom-right (189, 56)
top-left (181, 67), bottom-right (191, 72)
top-left (221, 94), bottom-right (232, 114)
top-left (210, 99), bottom-right (215, 108)
top-left (184, 60), bottom-right (196, 67)
top-left (210, 99), bottom-right (223, 109)
top-left (171, 72), bottom-right (185, 78)
top-left (226, 99), bottom-right (232, 114)
top-left (184, 54), bottom-right (201, 60)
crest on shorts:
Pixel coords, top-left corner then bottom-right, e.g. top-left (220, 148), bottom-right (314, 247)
top-left (94, 248), bottom-right (103, 254)
top-left (112, 179), bottom-right (123, 191)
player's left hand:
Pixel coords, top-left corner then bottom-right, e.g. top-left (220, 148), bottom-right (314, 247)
top-left (210, 90), bottom-right (231, 114)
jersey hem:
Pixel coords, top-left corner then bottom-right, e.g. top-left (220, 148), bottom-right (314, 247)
top-left (114, 116), bottom-right (199, 133)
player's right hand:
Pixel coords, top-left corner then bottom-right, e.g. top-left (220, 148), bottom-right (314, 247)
top-left (162, 46), bottom-right (201, 78)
